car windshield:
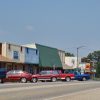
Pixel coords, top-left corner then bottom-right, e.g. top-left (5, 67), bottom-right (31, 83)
top-left (74, 71), bottom-right (81, 75)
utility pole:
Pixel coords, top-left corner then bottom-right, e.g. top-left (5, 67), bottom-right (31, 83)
top-left (77, 47), bottom-right (79, 69)
top-left (77, 46), bottom-right (85, 69)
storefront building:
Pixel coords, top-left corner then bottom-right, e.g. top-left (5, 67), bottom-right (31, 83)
top-left (24, 43), bottom-right (63, 71)
top-left (0, 42), bottom-right (39, 74)
top-left (24, 47), bottom-right (39, 74)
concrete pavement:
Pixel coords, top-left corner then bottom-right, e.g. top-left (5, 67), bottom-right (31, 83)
top-left (47, 88), bottom-right (100, 100)
top-left (0, 81), bottom-right (100, 100)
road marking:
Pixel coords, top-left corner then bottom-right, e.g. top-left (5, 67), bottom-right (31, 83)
top-left (45, 88), bottom-right (100, 100)
top-left (0, 81), bottom-right (100, 93)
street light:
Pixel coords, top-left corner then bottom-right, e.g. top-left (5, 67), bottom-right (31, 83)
top-left (77, 46), bottom-right (85, 68)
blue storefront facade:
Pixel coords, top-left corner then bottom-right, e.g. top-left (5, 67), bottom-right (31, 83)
top-left (24, 47), bottom-right (39, 74)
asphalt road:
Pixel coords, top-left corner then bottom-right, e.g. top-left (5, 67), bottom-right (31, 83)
top-left (0, 80), bottom-right (100, 100)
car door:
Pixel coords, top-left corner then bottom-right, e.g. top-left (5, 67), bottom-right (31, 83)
top-left (6, 71), bottom-right (15, 81)
top-left (43, 71), bottom-right (52, 79)
top-left (53, 71), bottom-right (60, 79)
top-left (39, 71), bottom-right (53, 80)
top-left (38, 71), bottom-right (46, 80)
top-left (38, 71), bottom-right (51, 80)
top-left (12, 70), bottom-right (21, 81)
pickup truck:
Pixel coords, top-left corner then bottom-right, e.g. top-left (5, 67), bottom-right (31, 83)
top-left (0, 68), bottom-right (7, 83)
top-left (31, 70), bottom-right (75, 83)
top-left (74, 71), bottom-right (90, 81)
top-left (64, 70), bottom-right (90, 81)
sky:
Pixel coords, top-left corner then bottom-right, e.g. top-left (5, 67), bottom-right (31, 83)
top-left (0, 0), bottom-right (100, 57)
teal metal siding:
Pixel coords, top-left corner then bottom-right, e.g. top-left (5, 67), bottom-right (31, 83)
top-left (36, 44), bottom-right (62, 68)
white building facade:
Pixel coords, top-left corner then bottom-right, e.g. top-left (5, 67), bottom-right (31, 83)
top-left (58, 50), bottom-right (65, 67)
top-left (65, 57), bottom-right (81, 69)
top-left (0, 42), bottom-right (39, 73)
top-left (2, 42), bottom-right (25, 63)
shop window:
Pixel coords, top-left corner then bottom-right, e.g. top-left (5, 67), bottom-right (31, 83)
top-left (23, 66), bottom-right (25, 71)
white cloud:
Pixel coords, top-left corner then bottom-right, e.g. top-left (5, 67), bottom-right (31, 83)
top-left (26, 25), bottom-right (34, 32)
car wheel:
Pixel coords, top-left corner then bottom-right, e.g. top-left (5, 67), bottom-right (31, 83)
top-left (31, 78), bottom-right (37, 83)
top-left (51, 77), bottom-right (57, 82)
top-left (82, 77), bottom-right (87, 81)
top-left (65, 77), bottom-right (71, 82)
top-left (21, 78), bottom-right (27, 83)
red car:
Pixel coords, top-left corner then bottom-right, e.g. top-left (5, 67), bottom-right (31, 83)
top-left (31, 70), bottom-right (75, 83)
top-left (5, 70), bottom-right (32, 83)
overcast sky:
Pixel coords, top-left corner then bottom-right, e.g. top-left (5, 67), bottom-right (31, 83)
top-left (0, 0), bottom-right (100, 57)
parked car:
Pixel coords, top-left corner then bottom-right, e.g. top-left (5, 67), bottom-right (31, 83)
top-left (31, 70), bottom-right (75, 83)
top-left (5, 70), bottom-right (32, 83)
top-left (0, 68), bottom-right (7, 83)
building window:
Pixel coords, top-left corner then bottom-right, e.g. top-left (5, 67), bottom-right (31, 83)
top-left (13, 51), bottom-right (19, 59)
top-left (26, 48), bottom-right (29, 54)
top-left (36, 50), bottom-right (38, 55)
top-left (8, 44), bottom-right (11, 50)
top-left (20, 46), bottom-right (23, 52)
top-left (0, 43), bottom-right (2, 55)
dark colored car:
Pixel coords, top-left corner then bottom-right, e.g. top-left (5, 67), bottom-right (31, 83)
top-left (64, 70), bottom-right (90, 81)
top-left (0, 68), bottom-right (7, 83)
top-left (74, 72), bottom-right (90, 81)
top-left (5, 70), bottom-right (32, 83)
top-left (31, 70), bottom-right (75, 83)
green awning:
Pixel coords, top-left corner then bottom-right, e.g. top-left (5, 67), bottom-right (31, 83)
top-left (36, 44), bottom-right (62, 68)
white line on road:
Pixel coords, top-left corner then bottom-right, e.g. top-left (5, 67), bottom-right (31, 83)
top-left (45, 88), bottom-right (100, 100)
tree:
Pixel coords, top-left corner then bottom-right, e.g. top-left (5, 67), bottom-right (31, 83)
top-left (87, 51), bottom-right (100, 62)
top-left (65, 52), bottom-right (74, 57)
top-left (87, 50), bottom-right (100, 77)
top-left (96, 62), bottom-right (100, 77)
top-left (81, 57), bottom-right (91, 63)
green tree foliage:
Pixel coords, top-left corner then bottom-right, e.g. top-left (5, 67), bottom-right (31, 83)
top-left (81, 57), bottom-right (91, 63)
top-left (96, 62), bottom-right (100, 77)
top-left (65, 52), bottom-right (74, 57)
top-left (87, 51), bottom-right (100, 62)
top-left (87, 50), bottom-right (100, 77)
